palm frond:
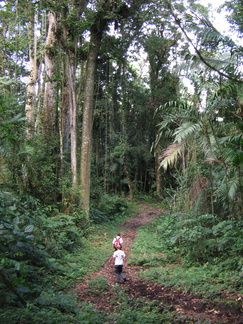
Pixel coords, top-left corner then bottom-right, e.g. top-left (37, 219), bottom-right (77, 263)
top-left (159, 142), bottom-right (185, 171)
top-left (200, 22), bottom-right (236, 49)
top-left (155, 100), bottom-right (193, 115)
top-left (6, 113), bottom-right (26, 124)
top-left (157, 119), bottom-right (174, 131)
top-left (151, 133), bottom-right (162, 153)
top-left (174, 121), bottom-right (202, 143)
top-left (228, 177), bottom-right (239, 201)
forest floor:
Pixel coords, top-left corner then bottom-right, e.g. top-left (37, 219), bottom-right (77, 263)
top-left (73, 205), bottom-right (243, 323)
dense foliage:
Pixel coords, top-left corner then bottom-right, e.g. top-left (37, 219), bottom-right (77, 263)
top-left (0, 0), bottom-right (242, 322)
top-left (0, 190), bottom-right (129, 322)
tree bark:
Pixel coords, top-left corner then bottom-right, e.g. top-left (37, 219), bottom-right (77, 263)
top-left (25, 7), bottom-right (38, 137)
top-left (43, 12), bottom-right (57, 137)
top-left (155, 153), bottom-right (161, 196)
top-left (66, 55), bottom-right (77, 187)
top-left (80, 28), bottom-right (103, 217)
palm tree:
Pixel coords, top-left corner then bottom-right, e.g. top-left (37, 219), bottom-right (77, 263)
top-left (154, 80), bottom-right (242, 217)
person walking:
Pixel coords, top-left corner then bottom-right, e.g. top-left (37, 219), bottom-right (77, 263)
top-left (112, 233), bottom-right (123, 250)
top-left (112, 244), bottom-right (126, 284)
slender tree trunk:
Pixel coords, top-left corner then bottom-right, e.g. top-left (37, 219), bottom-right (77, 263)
top-left (210, 164), bottom-right (214, 215)
top-left (60, 74), bottom-right (70, 175)
top-left (25, 8), bottom-right (38, 137)
top-left (155, 153), bottom-right (161, 196)
top-left (124, 161), bottom-right (134, 199)
top-left (66, 55), bottom-right (77, 187)
top-left (121, 64), bottom-right (134, 199)
top-left (43, 12), bottom-right (57, 137)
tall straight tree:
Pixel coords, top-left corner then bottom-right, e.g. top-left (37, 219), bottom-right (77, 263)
top-left (80, 5), bottom-right (110, 217)
top-left (25, 4), bottom-right (38, 137)
top-left (57, 0), bottom-right (89, 189)
top-left (80, 0), bottom-right (156, 216)
top-left (80, 0), bottom-right (137, 216)
top-left (43, 12), bottom-right (57, 137)
top-left (65, 54), bottom-right (77, 187)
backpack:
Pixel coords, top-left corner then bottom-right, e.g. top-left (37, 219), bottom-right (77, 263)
top-left (114, 238), bottom-right (121, 248)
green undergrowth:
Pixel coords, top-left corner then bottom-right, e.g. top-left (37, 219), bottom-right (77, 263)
top-left (80, 281), bottom-right (213, 323)
top-left (129, 212), bottom-right (243, 301)
top-left (0, 195), bottom-right (143, 323)
top-left (79, 284), bottom-right (191, 324)
top-left (105, 286), bottom-right (177, 323)
top-left (2, 194), bottom-right (241, 323)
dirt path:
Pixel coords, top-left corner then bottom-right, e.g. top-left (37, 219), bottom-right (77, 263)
top-left (73, 205), bottom-right (243, 323)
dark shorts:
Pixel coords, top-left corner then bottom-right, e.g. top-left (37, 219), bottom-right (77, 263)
top-left (114, 265), bottom-right (123, 273)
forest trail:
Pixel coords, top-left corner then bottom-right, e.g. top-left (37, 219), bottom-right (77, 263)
top-left (73, 205), bottom-right (243, 323)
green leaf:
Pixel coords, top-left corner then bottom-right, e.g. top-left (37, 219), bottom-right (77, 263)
top-left (174, 121), bottom-right (202, 143)
top-left (24, 225), bottom-right (34, 233)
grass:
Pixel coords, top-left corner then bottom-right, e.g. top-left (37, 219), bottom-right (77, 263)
top-left (106, 288), bottom-right (177, 324)
top-left (54, 201), bottom-right (141, 288)
top-left (129, 213), bottom-right (243, 301)
top-left (0, 201), bottom-right (141, 324)
top-left (2, 199), bottom-right (241, 323)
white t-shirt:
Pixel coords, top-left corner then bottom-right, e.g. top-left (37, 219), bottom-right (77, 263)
top-left (113, 249), bottom-right (125, 266)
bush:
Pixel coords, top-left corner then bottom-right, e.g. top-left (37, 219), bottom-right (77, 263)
top-left (0, 191), bottom-right (88, 307)
top-left (91, 194), bottom-right (128, 223)
top-left (155, 213), bottom-right (243, 267)
top-left (130, 211), bottom-right (243, 299)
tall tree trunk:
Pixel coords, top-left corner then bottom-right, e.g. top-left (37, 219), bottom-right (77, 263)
top-left (60, 74), bottom-right (70, 177)
top-left (25, 7), bottom-right (38, 137)
top-left (121, 64), bottom-right (134, 200)
top-left (124, 161), bottom-right (134, 199)
top-left (66, 55), bottom-right (77, 187)
top-left (79, 28), bottom-right (103, 218)
top-left (79, 0), bottom-right (139, 215)
top-left (43, 12), bottom-right (57, 137)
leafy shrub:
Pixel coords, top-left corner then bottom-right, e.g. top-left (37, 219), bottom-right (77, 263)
top-left (91, 194), bottom-right (128, 223)
top-left (130, 210), bottom-right (242, 300)
top-left (35, 213), bottom-right (84, 255)
top-left (155, 213), bottom-right (243, 267)
top-left (0, 192), bottom-right (52, 304)
top-left (90, 208), bottom-right (110, 223)
top-left (0, 191), bottom-right (88, 308)
top-left (0, 298), bottom-right (107, 324)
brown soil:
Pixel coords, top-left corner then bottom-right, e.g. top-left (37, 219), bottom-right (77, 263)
top-left (73, 205), bottom-right (243, 323)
